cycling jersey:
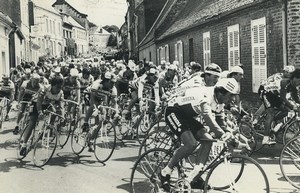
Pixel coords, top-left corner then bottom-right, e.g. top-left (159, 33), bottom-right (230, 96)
top-left (78, 73), bottom-right (94, 87)
top-left (261, 73), bottom-right (282, 93)
top-left (20, 80), bottom-right (43, 101)
top-left (168, 86), bottom-right (224, 117)
top-left (91, 79), bottom-right (117, 97)
top-left (0, 80), bottom-right (15, 94)
top-left (41, 85), bottom-right (64, 105)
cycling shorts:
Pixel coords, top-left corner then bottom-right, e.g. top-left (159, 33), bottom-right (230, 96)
top-left (165, 106), bottom-right (204, 137)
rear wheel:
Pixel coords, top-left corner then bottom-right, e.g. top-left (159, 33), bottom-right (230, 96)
top-left (94, 120), bottom-right (116, 163)
top-left (33, 126), bottom-right (57, 167)
top-left (130, 148), bottom-right (177, 193)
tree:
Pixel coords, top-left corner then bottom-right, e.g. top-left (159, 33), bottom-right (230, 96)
top-left (103, 25), bottom-right (119, 33)
top-left (107, 34), bottom-right (117, 47)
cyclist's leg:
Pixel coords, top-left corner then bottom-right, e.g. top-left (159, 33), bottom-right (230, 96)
top-left (264, 107), bottom-right (275, 137)
top-left (16, 103), bottom-right (26, 124)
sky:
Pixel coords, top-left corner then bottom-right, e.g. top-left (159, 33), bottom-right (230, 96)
top-left (63, 0), bottom-right (128, 28)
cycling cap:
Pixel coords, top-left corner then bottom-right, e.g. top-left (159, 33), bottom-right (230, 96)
top-left (2, 74), bottom-right (9, 79)
top-left (54, 67), bottom-right (61, 73)
top-left (168, 64), bottom-right (178, 71)
top-left (204, 63), bottom-right (222, 76)
top-left (230, 66), bottom-right (244, 74)
top-left (104, 71), bottom-right (112, 79)
top-left (31, 73), bottom-right (40, 79)
top-left (70, 68), bottom-right (79, 77)
top-left (128, 60), bottom-right (136, 71)
top-left (219, 70), bottom-right (230, 78)
top-left (161, 60), bottom-right (166, 65)
top-left (149, 68), bottom-right (157, 74)
top-left (216, 78), bottom-right (239, 94)
top-left (283, 65), bottom-right (295, 73)
top-left (191, 62), bottom-right (202, 71)
top-left (172, 61), bottom-right (179, 66)
top-left (25, 68), bottom-right (31, 74)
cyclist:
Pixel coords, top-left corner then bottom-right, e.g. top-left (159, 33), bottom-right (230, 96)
top-left (177, 63), bottom-right (221, 88)
top-left (19, 76), bottom-right (64, 156)
top-left (13, 73), bottom-right (43, 134)
top-left (81, 71), bottom-right (118, 151)
top-left (0, 74), bottom-right (15, 121)
top-left (116, 60), bottom-right (137, 95)
top-left (158, 64), bottom-right (179, 99)
top-left (256, 66), bottom-right (300, 145)
top-left (79, 68), bottom-right (94, 89)
top-left (62, 68), bottom-right (81, 112)
top-left (123, 66), bottom-right (160, 120)
top-left (160, 78), bottom-right (240, 191)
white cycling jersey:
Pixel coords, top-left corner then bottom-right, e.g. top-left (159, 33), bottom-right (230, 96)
top-left (261, 73), bottom-right (283, 92)
top-left (168, 86), bottom-right (224, 117)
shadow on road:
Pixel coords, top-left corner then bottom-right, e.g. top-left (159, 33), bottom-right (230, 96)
top-left (0, 157), bottom-right (43, 172)
top-left (0, 138), bottom-right (19, 150)
top-left (116, 179), bottom-right (131, 193)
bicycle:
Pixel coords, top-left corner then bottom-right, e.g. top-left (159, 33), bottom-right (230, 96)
top-left (17, 104), bottom-right (64, 167)
top-left (130, 137), bottom-right (270, 193)
top-left (71, 103), bottom-right (117, 163)
top-left (16, 101), bottom-right (33, 135)
top-left (279, 134), bottom-right (300, 189)
top-left (0, 97), bottom-right (10, 130)
top-left (241, 107), bottom-right (300, 152)
top-left (57, 99), bottom-right (80, 148)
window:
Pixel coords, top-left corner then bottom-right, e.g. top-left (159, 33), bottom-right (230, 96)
top-left (50, 20), bottom-right (52, 34)
top-left (165, 45), bottom-right (169, 62)
top-left (157, 48), bottom-right (160, 65)
top-left (189, 38), bottom-right (194, 62)
top-left (203, 32), bottom-right (211, 68)
top-left (227, 24), bottom-right (240, 69)
top-left (251, 17), bottom-right (267, 93)
top-left (46, 19), bottom-right (48, 32)
top-left (175, 41), bottom-right (183, 68)
top-left (53, 21), bottom-right (56, 35)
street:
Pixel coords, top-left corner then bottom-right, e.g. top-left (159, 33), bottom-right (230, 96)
top-left (0, 110), bottom-right (298, 193)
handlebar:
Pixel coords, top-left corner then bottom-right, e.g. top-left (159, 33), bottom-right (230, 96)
top-left (95, 104), bottom-right (118, 112)
top-left (63, 99), bottom-right (79, 106)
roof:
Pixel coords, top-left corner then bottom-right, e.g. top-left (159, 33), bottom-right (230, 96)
top-left (91, 26), bottom-right (110, 35)
top-left (32, 0), bottom-right (61, 15)
top-left (157, 0), bottom-right (261, 40)
top-left (68, 16), bottom-right (85, 29)
top-left (53, 0), bottom-right (87, 17)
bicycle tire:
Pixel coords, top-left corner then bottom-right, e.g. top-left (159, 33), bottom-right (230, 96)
top-left (283, 119), bottom-right (300, 144)
top-left (33, 126), bottom-right (58, 167)
top-left (18, 113), bottom-right (29, 135)
top-left (0, 107), bottom-right (4, 129)
top-left (130, 148), bottom-right (177, 193)
top-left (71, 117), bottom-right (86, 155)
top-left (279, 135), bottom-right (300, 189)
top-left (203, 154), bottom-right (270, 193)
top-left (16, 127), bottom-right (27, 160)
top-left (57, 114), bottom-right (72, 148)
top-left (138, 127), bottom-right (172, 157)
top-left (94, 120), bottom-right (116, 163)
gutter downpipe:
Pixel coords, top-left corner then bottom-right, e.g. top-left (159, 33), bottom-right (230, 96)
top-left (282, 0), bottom-right (288, 66)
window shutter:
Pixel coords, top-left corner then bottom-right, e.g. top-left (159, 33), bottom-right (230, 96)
top-left (157, 48), bottom-right (160, 65)
top-left (175, 43), bottom-right (178, 61)
top-left (227, 24), bottom-right (240, 70)
top-left (251, 17), bottom-right (267, 93)
top-left (179, 41), bottom-right (183, 69)
top-left (165, 44), bottom-right (169, 62)
top-left (203, 32), bottom-right (211, 68)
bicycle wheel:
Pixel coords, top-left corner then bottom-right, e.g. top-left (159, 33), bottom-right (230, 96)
top-left (16, 127), bottom-right (27, 160)
top-left (94, 120), bottom-right (116, 163)
top-left (71, 117), bottom-right (86, 155)
top-left (0, 107), bottom-right (4, 129)
top-left (138, 127), bottom-right (173, 157)
top-left (204, 154), bottom-right (269, 193)
top-left (279, 135), bottom-right (300, 189)
top-left (33, 126), bottom-right (58, 167)
top-left (283, 120), bottom-right (300, 144)
top-left (131, 148), bottom-right (177, 193)
top-left (57, 114), bottom-right (72, 148)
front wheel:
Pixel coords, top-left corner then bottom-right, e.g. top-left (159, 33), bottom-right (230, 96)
top-left (279, 135), bottom-right (300, 189)
top-left (57, 114), bottom-right (72, 148)
top-left (33, 126), bottom-right (57, 167)
top-left (71, 117), bottom-right (86, 155)
top-left (283, 119), bottom-right (300, 144)
top-left (94, 120), bottom-right (116, 163)
top-left (204, 154), bottom-right (270, 193)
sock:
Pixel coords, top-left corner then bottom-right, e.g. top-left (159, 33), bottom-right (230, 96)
top-left (161, 166), bottom-right (172, 177)
top-left (187, 164), bottom-right (204, 182)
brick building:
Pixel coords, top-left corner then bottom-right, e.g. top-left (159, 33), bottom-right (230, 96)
top-left (137, 0), bottom-right (295, 103)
